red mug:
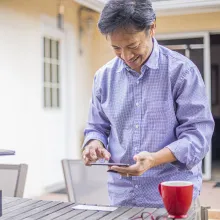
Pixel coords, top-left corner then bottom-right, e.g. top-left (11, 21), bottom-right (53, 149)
top-left (158, 181), bottom-right (193, 219)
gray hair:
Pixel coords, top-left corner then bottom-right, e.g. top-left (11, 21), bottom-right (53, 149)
top-left (98, 0), bottom-right (156, 35)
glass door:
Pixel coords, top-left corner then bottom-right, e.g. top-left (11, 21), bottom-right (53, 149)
top-left (157, 33), bottom-right (211, 180)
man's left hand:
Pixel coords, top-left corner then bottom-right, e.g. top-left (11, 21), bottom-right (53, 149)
top-left (109, 151), bottom-right (156, 177)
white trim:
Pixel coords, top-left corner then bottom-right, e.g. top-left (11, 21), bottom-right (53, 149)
top-left (156, 32), bottom-right (209, 40)
top-left (153, 0), bottom-right (220, 10)
top-left (74, 0), bottom-right (220, 16)
top-left (203, 32), bottom-right (212, 181)
top-left (155, 8), bottom-right (220, 17)
top-left (210, 31), bottom-right (220, 35)
top-left (161, 181), bottom-right (193, 186)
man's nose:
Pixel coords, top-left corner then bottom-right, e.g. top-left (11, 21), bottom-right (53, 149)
top-left (121, 50), bottom-right (134, 62)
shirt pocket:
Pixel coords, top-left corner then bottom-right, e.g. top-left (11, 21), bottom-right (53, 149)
top-left (145, 100), bottom-right (169, 134)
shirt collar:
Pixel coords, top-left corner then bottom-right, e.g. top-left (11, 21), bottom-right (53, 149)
top-left (144, 37), bottom-right (159, 70)
top-left (116, 37), bottom-right (160, 73)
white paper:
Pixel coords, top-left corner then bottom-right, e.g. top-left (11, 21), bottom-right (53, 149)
top-left (72, 204), bottom-right (118, 212)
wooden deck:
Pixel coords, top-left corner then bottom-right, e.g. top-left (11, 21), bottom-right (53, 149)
top-left (0, 197), bottom-right (201, 219)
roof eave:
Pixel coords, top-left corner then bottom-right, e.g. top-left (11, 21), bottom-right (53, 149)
top-left (74, 0), bottom-right (104, 12)
top-left (74, 0), bottom-right (220, 15)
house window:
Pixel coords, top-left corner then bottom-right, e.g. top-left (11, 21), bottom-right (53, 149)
top-left (43, 37), bottom-right (60, 108)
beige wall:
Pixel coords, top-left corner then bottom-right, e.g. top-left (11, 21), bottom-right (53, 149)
top-left (156, 11), bottom-right (220, 34)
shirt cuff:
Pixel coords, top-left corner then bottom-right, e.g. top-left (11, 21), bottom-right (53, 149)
top-left (82, 131), bottom-right (108, 149)
top-left (166, 139), bottom-right (191, 170)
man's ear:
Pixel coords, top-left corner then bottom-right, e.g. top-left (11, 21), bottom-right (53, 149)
top-left (150, 21), bottom-right (156, 37)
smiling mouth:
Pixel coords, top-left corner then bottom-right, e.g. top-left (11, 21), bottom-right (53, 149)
top-left (128, 56), bottom-right (139, 63)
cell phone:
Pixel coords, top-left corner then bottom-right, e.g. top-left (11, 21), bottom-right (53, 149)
top-left (90, 162), bottom-right (130, 167)
top-left (0, 149), bottom-right (15, 156)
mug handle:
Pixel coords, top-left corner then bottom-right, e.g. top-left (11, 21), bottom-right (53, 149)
top-left (158, 183), bottom-right (162, 196)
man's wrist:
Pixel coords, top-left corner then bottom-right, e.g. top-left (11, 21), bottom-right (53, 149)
top-left (151, 147), bottom-right (177, 167)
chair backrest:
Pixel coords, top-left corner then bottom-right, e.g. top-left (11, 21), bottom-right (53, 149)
top-left (62, 159), bottom-right (109, 205)
top-left (0, 164), bottom-right (28, 197)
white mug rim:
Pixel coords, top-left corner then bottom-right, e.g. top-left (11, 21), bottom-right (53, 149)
top-left (161, 181), bottom-right (193, 187)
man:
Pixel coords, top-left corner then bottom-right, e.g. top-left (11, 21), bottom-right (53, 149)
top-left (82, 0), bottom-right (214, 213)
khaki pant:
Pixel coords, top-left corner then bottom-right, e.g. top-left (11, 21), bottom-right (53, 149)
top-left (192, 198), bottom-right (201, 220)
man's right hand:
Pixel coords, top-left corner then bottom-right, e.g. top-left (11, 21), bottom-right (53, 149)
top-left (82, 140), bottom-right (111, 165)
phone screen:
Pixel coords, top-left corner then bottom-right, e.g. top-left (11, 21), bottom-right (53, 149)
top-left (90, 162), bottom-right (129, 167)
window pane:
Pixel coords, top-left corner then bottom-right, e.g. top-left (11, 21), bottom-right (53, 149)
top-left (211, 65), bottom-right (219, 105)
top-left (51, 40), bottom-right (57, 59)
top-left (44, 63), bottom-right (50, 82)
top-left (50, 64), bottom-right (53, 83)
top-left (44, 87), bottom-right (46, 107)
top-left (50, 39), bottom-right (52, 59)
top-left (44, 87), bottom-right (51, 108)
top-left (190, 49), bottom-right (204, 79)
top-left (57, 65), bottom-right (59, 83)
top-left (174, 49), bottom-right (185, 56)
top-left (52, 88), bottom-right (57, 107)
top-left (44, 38), bottom-right (50, 58)
top-left (44, 37), bottom-right (46, 58)
top-left (52, 64), bottom-right (57, 83)
top-left (56, 41), bottom-right (59, 60)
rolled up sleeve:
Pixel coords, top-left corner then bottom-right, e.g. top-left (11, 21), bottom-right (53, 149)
top-left (82, 73), bottom-right (111, 149)
top-left (167, 67), bottom-right (215, 170)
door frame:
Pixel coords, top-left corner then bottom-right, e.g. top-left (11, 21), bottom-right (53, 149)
top-left (156, 32), bottom-right (212, 180)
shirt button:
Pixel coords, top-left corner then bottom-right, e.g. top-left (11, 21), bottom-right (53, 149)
top-left (136, 102), bottom-right (139, 106)
top-left (135, 125), bottom-right (139, 129)
top-left (135, 185), bottom-right (138, 188)
top-left (135, 147), bottom-right (138, 151)
top-left (137, 80), bottom-right (139, 84)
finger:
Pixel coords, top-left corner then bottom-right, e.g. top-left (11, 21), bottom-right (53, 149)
top-left (134, 152), bottom-right (150, 162)
top-left (84, 157), bottom-right (93, 166)
top-left (96, 148), bottom-right (111, 160)
top-left (110, 164), bottom-right (141, 176)
top-left (101, 148), bottom-right (111, 160)
top-left (133, 154), bottom-right (144, 162)
top-left (82, 148), bottom-right (90, 157)
top-left (87, 148), bottom-right (97, 161)
top-left (83, 149), bottom-right (98, 162)
top-left (83, 148), bottom-right (94, 160)
top-left (119, 172), bottom-right (129, 177)
top-left (82, 151), bottom-right (89, 164)
top-left (110, 166), bottom-right (130, 174)
top-left (96, 148), bottom-right (105, 159)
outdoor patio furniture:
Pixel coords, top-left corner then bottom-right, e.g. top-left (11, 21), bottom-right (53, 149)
top-left (0, 164), bottom-right (28, 197)
top-left (0, 196), bottom-right (206, 219)
top-left (62, 159), bottom-right (109, 205)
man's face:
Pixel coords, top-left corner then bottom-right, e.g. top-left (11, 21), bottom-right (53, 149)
top-left (108, 25), bottom-right (155, 73)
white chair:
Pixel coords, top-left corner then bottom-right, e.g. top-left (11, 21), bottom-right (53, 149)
top-left (0, 164), bottom-right (28, 197)
top-left (62, 159), bottom-right (109, 205)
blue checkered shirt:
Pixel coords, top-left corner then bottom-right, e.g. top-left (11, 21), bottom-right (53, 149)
top-left (83, 38), bottom-right (214, 208)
